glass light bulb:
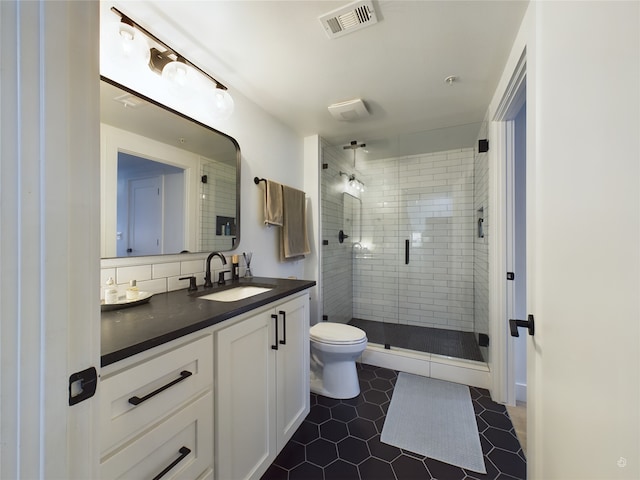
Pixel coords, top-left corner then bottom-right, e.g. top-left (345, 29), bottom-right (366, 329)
top-left (162, 61), bottom-right (191, 88)
top-left (210, 87), bottom-right (234, 120)
top-left (117, 23), bottom-right (150, 64)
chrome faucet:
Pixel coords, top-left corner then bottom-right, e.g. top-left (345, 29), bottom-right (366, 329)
top-left (204, 252), bottom-right (227, 288)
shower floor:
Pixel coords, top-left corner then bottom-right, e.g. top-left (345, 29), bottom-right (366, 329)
top-left (349, 318), bottom-right (484, 362)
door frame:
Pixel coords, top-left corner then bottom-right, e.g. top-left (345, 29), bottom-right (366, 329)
top-left (489, 50), bottom-right (526, 405)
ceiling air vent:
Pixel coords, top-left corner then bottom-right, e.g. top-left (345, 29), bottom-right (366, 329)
top-left (319, 0), bottom-right (378, 39)
top-left (113, 93), bottom-right (147, 109)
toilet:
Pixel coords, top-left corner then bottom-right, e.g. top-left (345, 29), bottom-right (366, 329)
top-left (310, 322), bottom-right (368, 399)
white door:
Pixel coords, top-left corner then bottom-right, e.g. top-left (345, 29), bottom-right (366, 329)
top-left (0, 1), bottom-right (100, 478)
top-left (128, 176), bottom-right (162, 255)
top-left (526, 2), bottom-right (639, 478)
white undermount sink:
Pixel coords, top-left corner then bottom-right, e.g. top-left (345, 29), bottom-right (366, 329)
top-left (198, 286), bottom-right (273, 302)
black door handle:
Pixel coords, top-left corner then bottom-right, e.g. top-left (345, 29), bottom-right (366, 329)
top-left (271, 314), bottom-right (279, 350)
top-left (509, 314), bottom-right (535, 337)
top-left (338, 230), bottom-right (349, 243)
top-left (279, 310), bottom-right (287, 345)
top-left (405, 239), bottom-right (409, 265)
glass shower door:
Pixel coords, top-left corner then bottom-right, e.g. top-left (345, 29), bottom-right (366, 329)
top-left (350, 156), bottom-right (400, 348)
top-left (396, 149), bottom-right (479, 359)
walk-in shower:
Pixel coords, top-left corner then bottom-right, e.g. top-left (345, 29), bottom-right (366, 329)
top-left (321, 126), bottom-right (489, 365)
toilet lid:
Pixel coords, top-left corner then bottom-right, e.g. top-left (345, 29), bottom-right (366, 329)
top-left (310, 323), bottom-right (367, 345)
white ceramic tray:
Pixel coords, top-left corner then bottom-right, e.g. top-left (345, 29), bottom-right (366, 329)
top-left (101, 291), bottom-right (153, 312)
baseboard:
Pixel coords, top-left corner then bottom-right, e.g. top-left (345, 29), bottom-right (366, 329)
top-left (360, 344), bottom-right (490, 390)
top-left (516, 382), bottom-right (527, 403)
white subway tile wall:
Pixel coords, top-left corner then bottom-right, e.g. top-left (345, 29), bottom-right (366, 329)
top-left (322, 144), bottom-right (484, 334)
top-left (200, 160), bottom-right (236, 251)
top-left (356, 149), bottom-right (476, 331)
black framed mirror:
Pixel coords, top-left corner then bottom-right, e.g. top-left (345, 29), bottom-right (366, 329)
top-left (100, 76), bottom-right (240, 258)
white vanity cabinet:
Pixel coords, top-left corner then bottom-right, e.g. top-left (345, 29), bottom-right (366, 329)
top-left (215, 292), bottom-right (310, 480)
top-left (99, 333), bottom-right (214, 480)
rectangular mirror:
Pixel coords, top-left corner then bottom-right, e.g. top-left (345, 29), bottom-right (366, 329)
top-left (100, 77), bottom-right (240, 258)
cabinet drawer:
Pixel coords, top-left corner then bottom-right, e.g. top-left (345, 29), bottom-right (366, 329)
top-left (100, 334), bottom-right (213, 453)
top-left (101, 390), bottom-right (213, 480)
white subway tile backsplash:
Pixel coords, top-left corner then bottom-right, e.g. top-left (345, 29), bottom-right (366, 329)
top-left (152, 262), bottom-right (180, 279)
top-left (117, 265), bottom-right (152, 284)
top-left (137, 278), bottom-right (168, 295)
top-left (180, 259), bottom-right (205, 275)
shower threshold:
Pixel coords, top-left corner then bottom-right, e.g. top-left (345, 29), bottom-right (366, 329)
top-left (349, 318), bottom-right (484, 362)
top-left (349, 318), bottom-right (490, 389)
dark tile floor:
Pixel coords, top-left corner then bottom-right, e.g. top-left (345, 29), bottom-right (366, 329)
top-left (262, 364), bottom-right (525, 480)
top-left (349, 318), bottom-right (485, 362)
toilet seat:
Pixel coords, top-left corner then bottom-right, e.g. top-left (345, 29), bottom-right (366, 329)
top-left (310, 323), bottom-right (367, 345)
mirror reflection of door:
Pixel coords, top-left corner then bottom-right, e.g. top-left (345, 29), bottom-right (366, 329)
top-left (117, 152), bottom-right (185, 256)
top-left (128, 176), bottom-right (162, 256)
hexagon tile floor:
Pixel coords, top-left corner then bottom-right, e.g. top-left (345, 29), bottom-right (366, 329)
top-left (261, 363), bottom-right (526, 480)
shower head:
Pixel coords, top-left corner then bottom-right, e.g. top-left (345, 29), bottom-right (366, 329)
top-left (343, 140), bottom-right (366, 167)
top-left (343, 140), bottom-right (366, 150)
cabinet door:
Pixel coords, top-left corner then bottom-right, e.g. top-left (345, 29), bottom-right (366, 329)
top-left (276, 295), bottom-right (310, 448)
top-left (216, 310), bottom-right (276, 480)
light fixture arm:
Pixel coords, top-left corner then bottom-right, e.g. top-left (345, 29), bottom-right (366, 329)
top-left (110, 6), bottom-right (228, 91)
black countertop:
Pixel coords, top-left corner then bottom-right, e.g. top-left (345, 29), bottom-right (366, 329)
top-left (101, 277), bottom-right (316, 367)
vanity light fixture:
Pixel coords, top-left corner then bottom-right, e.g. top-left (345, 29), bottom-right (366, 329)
top-left (110, 7), bottom-right (234, 120)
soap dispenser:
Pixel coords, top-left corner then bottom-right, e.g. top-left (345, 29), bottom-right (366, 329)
top-left (126, 279), bottom-right (139, 300)
top-left (104, 277), bottom-right (118, 304)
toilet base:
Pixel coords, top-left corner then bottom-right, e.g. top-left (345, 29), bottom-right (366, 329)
top-left (310, 359), bottom-right (360, 399)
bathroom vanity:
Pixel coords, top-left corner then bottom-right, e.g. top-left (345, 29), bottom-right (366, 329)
top-left (99, 277), bottom-right (315, 480)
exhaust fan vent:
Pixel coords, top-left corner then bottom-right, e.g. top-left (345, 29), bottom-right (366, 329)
top-left (328, 98), bottom-right (369, 121)
top-left (113, 93), bottom-right (147, 109)
top-left (319, 0), bottom-right (378, 39)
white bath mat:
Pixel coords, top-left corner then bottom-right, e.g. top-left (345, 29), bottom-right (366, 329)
top-left (381, 373), bottom-right (486, 473)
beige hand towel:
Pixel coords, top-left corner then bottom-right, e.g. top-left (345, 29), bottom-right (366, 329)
top-left (280, 185), bottom-right (311, 261)
top-left (264, 180), bottom-right (283, 226)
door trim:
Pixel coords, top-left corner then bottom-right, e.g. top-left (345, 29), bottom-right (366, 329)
top-left (489, 50), bottom-right (526, 405)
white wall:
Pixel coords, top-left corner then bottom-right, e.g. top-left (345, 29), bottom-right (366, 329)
top-left (100, 1), bottom-right (314, 293)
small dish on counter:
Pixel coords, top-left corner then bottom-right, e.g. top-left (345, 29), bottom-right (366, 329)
top-left (101, 291), bottom-right (153, 312)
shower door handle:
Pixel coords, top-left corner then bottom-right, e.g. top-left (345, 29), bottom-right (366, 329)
top-left (405, 239), bottom-right (410, 265)
top-left (509, 315), bottom-right (535, 337)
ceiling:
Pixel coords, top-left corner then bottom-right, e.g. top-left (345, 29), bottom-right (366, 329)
top-left (105, 0), bottom-right (528, 157)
